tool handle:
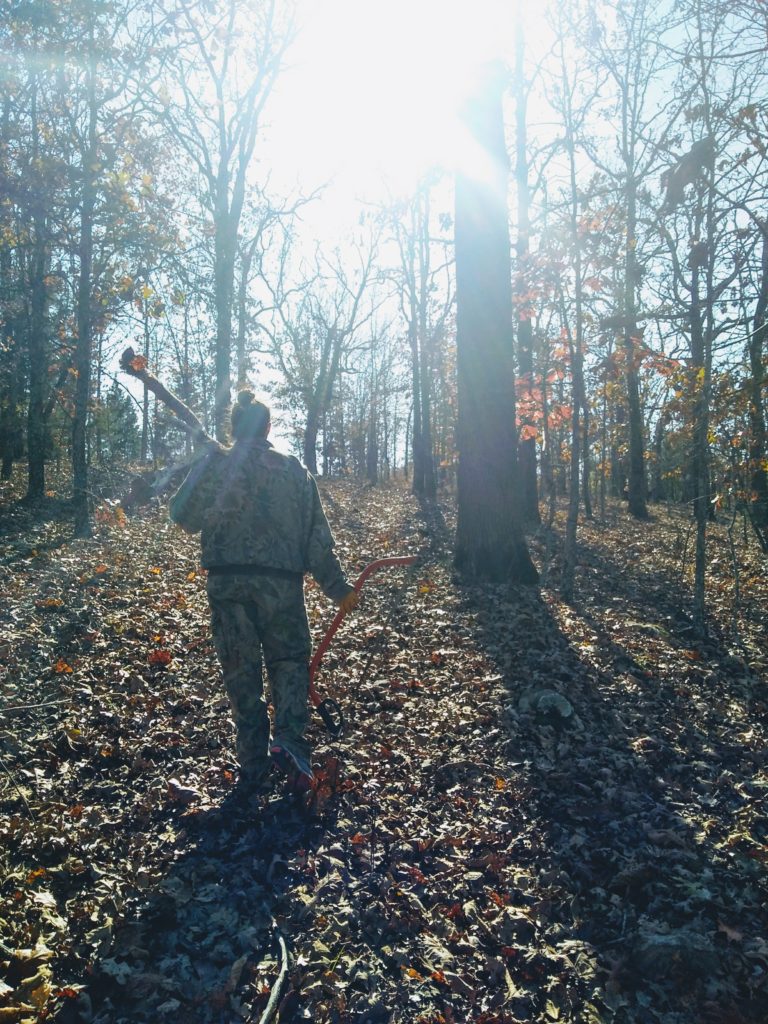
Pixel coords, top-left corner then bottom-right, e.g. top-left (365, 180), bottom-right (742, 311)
top-left (309, 555), bottom-right (417, 701)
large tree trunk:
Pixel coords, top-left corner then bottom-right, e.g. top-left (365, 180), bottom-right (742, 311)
top-left (454, 63), bottom-right (538, 585)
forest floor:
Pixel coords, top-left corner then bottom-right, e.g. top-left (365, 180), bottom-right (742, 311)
top-left (1, 470), bottom-right (767, 1024)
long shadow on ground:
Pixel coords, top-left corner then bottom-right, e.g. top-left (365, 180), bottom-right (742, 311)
top-left (461, 551), bottom-right (768, 1023)
top-left (75, 789), bottom-right (337, 1023)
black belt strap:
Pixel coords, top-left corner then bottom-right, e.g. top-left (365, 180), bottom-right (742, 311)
top-left (207, 564), bottom-right (303, 580)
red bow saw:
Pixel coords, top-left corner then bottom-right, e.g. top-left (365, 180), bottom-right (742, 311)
top-left (309, 556), bottom-right (417, 734)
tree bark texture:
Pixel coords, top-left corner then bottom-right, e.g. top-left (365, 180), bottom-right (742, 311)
top-left (454, 63), bottom-right (538, 585)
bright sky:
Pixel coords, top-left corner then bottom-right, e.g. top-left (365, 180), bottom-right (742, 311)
top-left (262, 0), bottom-right (528, 231)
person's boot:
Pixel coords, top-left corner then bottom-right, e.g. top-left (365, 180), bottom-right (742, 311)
top-left (270, 743), bottom-right (312, 794)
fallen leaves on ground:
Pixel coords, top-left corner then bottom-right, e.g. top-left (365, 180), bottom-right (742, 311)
top-left (1, 472), bottom-right (767, 1023)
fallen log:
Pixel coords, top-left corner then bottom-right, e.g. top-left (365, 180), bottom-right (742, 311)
top-left (119, 346), bottom-right (214, 443)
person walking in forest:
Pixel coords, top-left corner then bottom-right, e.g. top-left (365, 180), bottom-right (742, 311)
top-left (169, 390), bottom-right (359, 797)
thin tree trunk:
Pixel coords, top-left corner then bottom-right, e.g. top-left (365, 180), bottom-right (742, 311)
top-left (540, 365), bottom-right (557, 527)
top-left (213, 203), bottom-right (235, 441)
top-left (366, 394), bottom-right (378, 485)
top-left (747, 228), bottom-right (768, 544)
top-left (600, 373), bottom-right (608, 520)
top-left (404, 403), bottom-right (411, 481)
top-left (691, 8), bottom-right (716, 636)
top-left (304, 400), bottom-right (320, 475)
top-left (236, 238), bottom-right (256, 388)
top-left (624, 180), bottom-right (648, 518)
top-left (72, 24), bottom-right (97, 538)
top-left (409, 324), bottom-right (425, 495)
top-left (140, 295), bottom-right (150, 463)
top-left (650, 406), bottom-right (669, 502)
top-left (514, 19), bottom-right (540, 526)
top-left (25, 76), bottom-right (48, 503)
top-left (418, 193), bottom-right (437, 500)
top-left (183, 302), bottom-right (192, 458)
top-left (582, 396), bottom-right (593, 519)
top-left (95, 330), bottom-right (103, 464)
top-left (560, 58), bottom-right (587, 601)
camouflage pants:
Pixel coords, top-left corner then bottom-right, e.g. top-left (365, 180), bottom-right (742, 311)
top-left (207, 573), bottom-right (311, 780)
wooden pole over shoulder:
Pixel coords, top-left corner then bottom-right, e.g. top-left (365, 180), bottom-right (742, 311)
top-left (119, 346), bottom-right (214, 443)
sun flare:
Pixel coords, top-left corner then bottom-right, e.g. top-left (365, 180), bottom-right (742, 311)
top-left (267, 0), bottom-right (520, 201)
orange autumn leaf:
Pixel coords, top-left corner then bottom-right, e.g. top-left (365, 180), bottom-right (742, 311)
top-left (55, 659), bottom-right (73, 674)
top-left (148, 649), bottom-right (173, 666)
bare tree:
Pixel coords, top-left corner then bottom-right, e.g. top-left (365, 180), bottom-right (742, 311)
top-left (513, 12), bottom-right (541, 526)
top-left (387, 182), bottom-right (454, 500)
top-left (152, 0), bottom-right (297, 440)
top-left (259, 229), bottom-right (381, 473)
top-left (657, 0), bottom-right (758, 631)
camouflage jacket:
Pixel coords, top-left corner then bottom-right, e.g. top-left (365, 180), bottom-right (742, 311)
top-left (169, 439), bottom-right (352, 602)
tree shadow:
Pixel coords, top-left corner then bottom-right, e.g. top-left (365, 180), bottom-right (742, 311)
top-left (458, 566), bottom-right (768, 1024)
top-left (0, 496), bottom-right (73, 565)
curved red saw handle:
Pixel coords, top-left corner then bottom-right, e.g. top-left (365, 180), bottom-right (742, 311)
top-left (309, 555), bottom-right (417, 704)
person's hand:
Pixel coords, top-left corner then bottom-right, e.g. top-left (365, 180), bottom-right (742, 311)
top-left (338, 590), bottom-right (359, 615)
